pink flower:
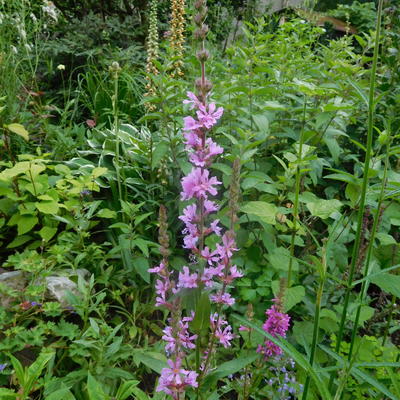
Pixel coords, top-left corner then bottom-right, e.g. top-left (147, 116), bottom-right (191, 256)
top-left (183, 234), bottom-right (198, 250)
top-left (179, 204), bottom-right (197, 225)
top-left (183, 91), bottom-right (202, 109)
top-left (209, 219), bottom-right (222, 236)
top-left (183, 116), bottom-right (202, 131)
top-left (177, 266), bottom-right (198, 289)
top-left (196, 103), bottom-right (223, 129)
top-left (157, 358), bottom-right (198, 398)
top-left (204, 200), bottom-right (218, 214)
top-left (210, 292), bottom-right (235, 306)
top-left (184, 130), bottom-right (201, 148)
top-left (189, 138), bottom-right (223, 167)
top-left (216, 324), bottom-right (235, 348)
top-left (201, 247), bottom-right (220, 265)
top-left (216, 232), bottom-right (238, 259)
top-left (148, 262), bottom-right (167, 275)
top-left (181, 168), bottom-right (221, 200)
top-left (223, 265), bottom-right (243, 284)
top-left (202, 264), bottom-right (224, 286)
top-left (263, 305), bottom-right (290, 337)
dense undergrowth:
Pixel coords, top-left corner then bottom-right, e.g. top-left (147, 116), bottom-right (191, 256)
top-left (0, 0), bottom-right (399, 399)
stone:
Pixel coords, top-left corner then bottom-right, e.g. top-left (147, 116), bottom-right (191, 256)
top-left (0, 271), bottom-right (26, 308)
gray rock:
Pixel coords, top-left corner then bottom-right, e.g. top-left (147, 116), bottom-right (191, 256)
top-left (0, 271), bottom-right (26, 308)
top-left (45, 276), bottom-right (80, 307)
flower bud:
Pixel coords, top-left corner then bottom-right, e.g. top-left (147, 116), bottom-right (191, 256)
top-left (194, 24), bottom-right (208, 40)
top-left (194, 0), bottom-right (205, 9)
top-left (195, 77), bottom-right (213, 94)
top-left (194, 13), bottom-right (203, 26)
top-left (196, 49), bottom-right (209, 62)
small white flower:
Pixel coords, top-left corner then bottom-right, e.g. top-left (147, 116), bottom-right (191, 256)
top-left (57, 64), bottom-right (65, 71)
top-left (11, 45), bottom-right (18, 54)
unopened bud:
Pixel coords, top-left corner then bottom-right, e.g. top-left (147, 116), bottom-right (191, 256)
top-left (194, 13), bottom-right (203, 25)
top-left (194, 24), bottom-right (208, 40)
top-left (196, 49), bottom-right (210, 62)
top-left (195, 77), bottom-right (213, 94)
top-left (194, 0), bottom-right (205, 9)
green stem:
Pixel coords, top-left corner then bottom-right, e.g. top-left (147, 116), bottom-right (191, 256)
top-left (112, 71), bottom-right (122, 210)
top-left (302, 243), bottom-right (326, 399)
top-left (382, 294), bottom-right (396, 347)
top-left (348, 137), bottom-right (391, 359)
top-left (329, 0), bottom-right (384, 390)
top-left (287, 97), bottom-right (307, 288)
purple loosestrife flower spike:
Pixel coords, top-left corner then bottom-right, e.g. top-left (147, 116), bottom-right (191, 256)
top-left (150, 1), bottom-right (244, 396)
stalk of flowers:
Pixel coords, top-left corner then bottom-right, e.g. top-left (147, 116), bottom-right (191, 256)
top-left (169, 0), bottom-right (186, 78)
top-left (144, 0), bottom-right (160, 111)
top-left (257, 283), bottom-right (290, 359)
top-left (149, 1), bottom-right (243, 397)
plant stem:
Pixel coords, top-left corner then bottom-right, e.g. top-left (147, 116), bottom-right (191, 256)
top-left (302, 242), bottom-right (326, 399)
top-left (348, 135), bottom-right (391, 360)
top-left (329, 0), bottom-right (383, 390)
top-left (287, 97), bottom-right (307, 288)
top-left (112, 70), bottom-right (123, 210)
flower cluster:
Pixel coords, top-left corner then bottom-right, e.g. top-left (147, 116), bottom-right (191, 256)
top-left (265, 356), bottom-right (303, 400)
top-left (257, 300), bottom-right (290, 359)
top-left (144, 0), bottom-right (160, 110)
top-left (149, 1), bottom-right (244, 397)
top-left (169, 0), bottom-right (186, 77)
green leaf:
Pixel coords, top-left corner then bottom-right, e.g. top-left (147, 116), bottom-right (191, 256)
top-left (132, 256), bottom-right (150, 283)
top-left (241, 201), bottom-right (277, 225)
top-left (351, 367), bottom-right (398, 400)
top-left (152, 141), bottom-right (169, 169)
top-left (17, 214), bottom-right (38, 235)
top-left (6, 123), bottom-right (29, 141)
top-left (252, 114), bottom-right (269, 133)
top-left (91, 167), bottom-right (108, 178)
top-left (35, 201), bottom-right (60, 214)
top-left (272, 282), bottom-right (305, 311)
top-left (191, 291), bottom-right (211, 334)
top-left (233, 314), bottom-right (332, 400)
top-left (370, 273), bottom-right (400, 297)
top-left (87, 373), bottom-right (109, 400)
top-left (39, 226), bottom-right (57, 242)
top-left (203, 353), bottom-right (258, 390)
top-left (96, 208), bottom-right (117, 219)
top-left (269, 247), bottom-right (298, 272)
top-left (0, 388), bottom-right (18, 399)
top-left (0, 161), bottom-right (30, 180)
top-left (134, 351), bottom-right (167, 374)
top-left (306, 199), bottom-right (342, 219)
top-left (115, 380), bottom-right (139, 400)
top-left (45, 387), bottom-right (76, 400)
top-left (7, 235), bottom-right (32, 248)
